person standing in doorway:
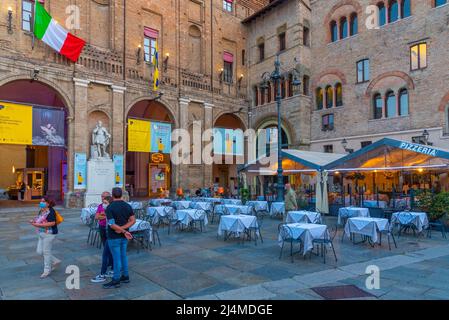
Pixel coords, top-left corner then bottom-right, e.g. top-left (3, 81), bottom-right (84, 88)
top-left (103, 188), bottom-right (135, 289)
top-left (30, 196), bottom-right (61, 278)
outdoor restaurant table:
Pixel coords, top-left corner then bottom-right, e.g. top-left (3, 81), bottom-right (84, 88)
top-left (127, 201), bottom-right (143, 210)
top-left (218, 214), bottom-right (259, 237)
top-left (286, 211), bottom-right (322, 224)
top-left (129, 219), bottom-right (153, 242)
top-left (174, 209), bottom-right (208, 227)
top-left (246, 201), bottom-right (269, 213)
top-left (202, 197), bottom-right (223, 203)
top-left (363, 200), bottom-right (388, 209)
top-left (147, 206), bottom-right (175, 225)
top-left (278, 223), bottom-right (329, 255)
top-left (223, 205), bottom-right (254, 215)
top-left (81, 207), bottom-right (97, 225)
top-left (390, 198), bottom-right (411, 209)
top-left (270, 202), bottom-right (285, 216)
top-left (172, 200), bottom-right (192, 210)
top-left (338, 207), bottom-right (370, 225)
top-left (221, 199), bottom-right (242, 206)
top-left (344, 217), bottom-right (390, 244)
top-left (391, 211), bottom-right (429, 233)
top-left (190, 201), bottom-right (213, 212)
top-left (149, 198), bottom-right (172, 206)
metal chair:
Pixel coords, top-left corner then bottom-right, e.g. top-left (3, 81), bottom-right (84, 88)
top-left (427, 219), bottom-right (447, 239)
top-left (312, 228), bottom-right (337, 264)
top-left (278, 223), bottom-right (302, 263)
top-left (190, 209), bottom-right (206, 232)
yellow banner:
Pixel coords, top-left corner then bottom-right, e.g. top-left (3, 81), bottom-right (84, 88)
top-left (128, 118), bottom-right (151, 152)
top-left (0, 101), bottom-right (32, 145)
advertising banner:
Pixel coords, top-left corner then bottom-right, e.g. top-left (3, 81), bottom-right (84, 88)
top-left (74, 153), bottom-right (87, 189)
top-left (113, 154), bottom-right (124, 188)
top-left (32, 107), bottom-right (65, 147)
top-left (213, 128), bottom-right (224, 155)
top-left (0, 101), bottom-right (33, 145)
top-left (213, 128), bottom-right (244, 156)
top-left (150, 122), bottom-right (172, 154)
top-left (128, 118), bottom-right (151, 152)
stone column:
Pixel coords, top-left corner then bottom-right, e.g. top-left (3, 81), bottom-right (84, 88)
top-left (203, 102), bottom-right (214, 187)
top-left (73, 78), bottom-right (90, 154)
top-left (177, 98), bottom-right (190, 190)
top-left (111, 85), bottom-right (126, 155)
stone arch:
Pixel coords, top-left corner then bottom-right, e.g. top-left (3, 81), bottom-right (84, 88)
top-left (365, 71), bottom-right (415, 97)
top-left (213, 112), bottom-right (247, 130)
top-left (253, 114), bottom-right (296, 146)
top-left (438, 92), bottom-right (449, 112)
top-left (312, 69), bottom-right (347, 88)
top-left (125, 96), bottom-right (178, 127)
top-left (0, 74), bottom-right (74, 118)
top-left (324, 0), bottom-right (363, 42)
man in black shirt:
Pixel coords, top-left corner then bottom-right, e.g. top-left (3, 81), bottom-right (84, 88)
top-left (103, 188), bottom-right (136, 289)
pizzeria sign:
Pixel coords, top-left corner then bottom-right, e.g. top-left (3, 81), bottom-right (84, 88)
top-left (399, 142), bottom-right (438, 157)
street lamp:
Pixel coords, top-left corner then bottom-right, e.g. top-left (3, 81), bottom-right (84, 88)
top-left (260, 54), bottom-right (301, 202)
top-left (341, 138), bottom-right (354, 154)
top-left (422, 129), bottom-right (430, 145)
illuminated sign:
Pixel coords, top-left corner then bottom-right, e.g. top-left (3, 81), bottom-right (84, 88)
top-left (399, 142), bottom-right (437, 157)
top-left (151, 153), bottom-right (164, 163)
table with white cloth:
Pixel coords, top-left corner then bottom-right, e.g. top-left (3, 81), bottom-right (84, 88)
top-left (363, 200), bottom-right (388, 209)
top-left (129, 219), bottom-right (153, 242)
top-left (338, 207), bottom-right (370, 225)
top-left (221, 199), bottom-right (242, 205)
top-left (390, 198), bottom-right (411, 209)
top-left (172, 201), bottom-right (192, 210)
top-left (270, 202), bottom-right (285, 217)
top-left (174, 209), bottom-right (208, 228)
top-left (190, 201), bottom-right (214, 212)
top-left (246, 201), bottom-right (269, 214)
top-left (149, 198), bottom-right (172, 206)
top-left (202, 197), bottom-right (223, 203)
top-left (218, 214), bottom-right (259, 239)
top-left (223, 205), bottom-right (254, 215)
top-left (278, 223), bottom-right (329, 255)
top-left (344, 217), bottom-right (390, 244)
top-left (127, 201), bottom-right (143, 210)
top-left (81, 207), bottom-right (97, 225)
top-left (146, 206), bottom-right (175, 225)
top-left (286, 211), bottom-right (322, 224)
top-left (391, 211), bottom-right (429, 233)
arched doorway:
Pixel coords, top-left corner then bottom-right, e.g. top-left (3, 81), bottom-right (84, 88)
top-left (213, 113), bottom-right (246, 197)
top-left (0, 80), bottom-right (69, 203)
top-left (126, 100), bottom-right (174, 198)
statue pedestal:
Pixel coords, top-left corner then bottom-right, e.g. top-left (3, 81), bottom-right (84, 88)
top-left (84, 158), bottom-right (115, 206)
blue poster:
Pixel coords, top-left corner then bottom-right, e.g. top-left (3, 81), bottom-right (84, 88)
top-left (213, 128), bottom-right (244, 156)
top-left (234, 129), bottom-right (244, 156)
top-left (74, 153), bottom-right (87, 189)
top-left (113, 154), bottom-right (124, 188)
top-left (32, 107), bottom-right (65, 147)
top-left (213, 128), bottom-right (224, 155)
top-left (151, 122), bottom-right (172, 154)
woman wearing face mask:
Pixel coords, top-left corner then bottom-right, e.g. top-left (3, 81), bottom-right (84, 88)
top-left (91, 195), bottom-right (114, 283)
top-left (30, 196), bottom-right (61, 278)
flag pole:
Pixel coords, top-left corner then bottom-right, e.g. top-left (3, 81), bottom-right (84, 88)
top-left (31, 1), bottom-right (36, 50)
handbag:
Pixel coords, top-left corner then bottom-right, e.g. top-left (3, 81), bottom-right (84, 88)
top-left (55, 210), bottom-right (64, 225)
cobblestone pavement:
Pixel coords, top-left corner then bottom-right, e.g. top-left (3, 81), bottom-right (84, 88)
top-left (0, 208), bottom-right (448, 300)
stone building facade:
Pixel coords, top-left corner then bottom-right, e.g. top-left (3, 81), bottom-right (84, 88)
top-left (0, 0), bottom-right (268, 205)
top-left (309, 0), bottom-right (449, 154)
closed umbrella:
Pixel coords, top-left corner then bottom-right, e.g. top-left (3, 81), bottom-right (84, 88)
top-left (322, 171), bottom-right (329, 214)
top-left (315, 171), bottom-right (322, 213)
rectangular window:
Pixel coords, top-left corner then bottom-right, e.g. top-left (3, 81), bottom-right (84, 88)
top-left (356, 59), bottom-right (370, 83)
top-left (144, 27), bottom-right (159, 63)
top-left (322, 114), bottom-right (334, 131)
top-left (435, 0), bottom-right (448, 8)
top-left (410, 43), bottom-right (427, 70)
top-left (303, 27), bottom-right (310, 47)
top-left (223, 61), bottom-right (233, 83)
top-left (361, 141), bottom-right (372, 148)
top-left (241, 50), bottom-right (245, 65)
top-left (22, 0), bottom-right (33, 32)
top-left (278, 32), bottom-right (286, 52)
top-left (223, 0), bottom-right (233, 12)
top-left (323, 145), bottom-right (334, 153)
top-left (258, 43), bottom-right (265, 62)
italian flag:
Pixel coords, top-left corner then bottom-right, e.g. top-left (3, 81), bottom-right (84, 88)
top-left (34, 1), bottom-right (86, 62)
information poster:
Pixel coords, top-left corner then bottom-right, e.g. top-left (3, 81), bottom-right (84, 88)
top-left (32, 107), bottom-right (65, 147)
top-left (213, 128), bottom-right (244, 156)
top-left (74, 153), bottom-right (87, 189)
top-left (128, 118), bottom-right (151, 152)
top-left (150, 122), bottom-right (172, 154)
top-left (113, 154), bottom-right (124, 188)
top-left (0, 101), bottom-right (32, 145)
top-left (149, 165), bottom-right (167, 194)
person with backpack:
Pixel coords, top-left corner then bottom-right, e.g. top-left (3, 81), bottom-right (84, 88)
top-left (29, 196), bottom-right (62, 278)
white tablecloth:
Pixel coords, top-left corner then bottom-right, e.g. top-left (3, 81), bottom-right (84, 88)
top-left (147, 206), bottom-right (175, 224)
top-left (338, 207), bottom-right (370, 225)
top-left (286, 211), bottom-right (322, 224)
top-left (81, 207), bottom-right (97, 225)
top-left (246, 201), bottom-right (269, 213)
top-left (391, 211), bottom-right (429, 232)
top-left (202, 197), bottom-right (223, 203)
top-left (222, 199), bottom-right (242, 205)
top-left (390, 198), bottom-right (410, 209)
top-left (278, 223), bottom-right (328, 255)
top-left (129, 219), bottom-right (153, 242)
top-left (223, 205), bottom-right (254, 215)
top-left (344, 217), bottom-right (390, 243)
top-left (218, 214), bottom-right (259, 236)
top-left (127, 202), bottom-right (143, 210)
top-left (174, 209), bottom-right (208, 227)
top-left (190, 201), bottom-right (213, 212)
top-left (149, 198), bottom-right (172, 206)
top-left (172, 201), bottom-right (192, 210)
top-left (270, 202), bottom-right (285, 216)
top-left (363, 200), bottom-right (388, 209)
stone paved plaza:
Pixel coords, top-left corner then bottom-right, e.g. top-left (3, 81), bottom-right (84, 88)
top-left (1, 208), bottom-right (449, 300)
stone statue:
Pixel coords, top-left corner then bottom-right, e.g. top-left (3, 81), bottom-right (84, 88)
top-left (92, 121), bottom-right (111, 159)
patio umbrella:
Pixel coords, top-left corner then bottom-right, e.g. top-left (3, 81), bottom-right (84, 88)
top-left (315, 171), bottom-right (323, 213)
top-left (321, 171), bottom-right (329, 214)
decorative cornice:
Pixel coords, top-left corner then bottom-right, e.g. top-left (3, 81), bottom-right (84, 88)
top-left (73, 78), bottom-right (90, 87)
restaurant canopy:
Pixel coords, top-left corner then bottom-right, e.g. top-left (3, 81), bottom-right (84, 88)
top-left (240, 149), bottom-right (346, 175)
top-left (325, 138), bottom-right (449, 172)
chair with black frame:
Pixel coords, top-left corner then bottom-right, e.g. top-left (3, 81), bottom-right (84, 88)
top-left (210, 202), bottom-right (224, 224)
top-left (278, 223), bottom-right (302, 263)
top-left (427, 219), bottom-right (447, 239)
top-left (246, 212), bottom-right (264, 246)
top-left (87, 203), bottom-right (101, 247)
top-left (368, 207), bottom-right (385, 218)
top-left (143, 211), bottom-right (162, 248)
top-left (392, 211), bottom-right (419, 237)
top-left (190, 209), bottom-right (207, 233)
top-left (379, 226), bottom-right (397, 251)
top-left (311, 227), bottom-right (338, 264)
top-left (130, 221), bottom-right (153, 253)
